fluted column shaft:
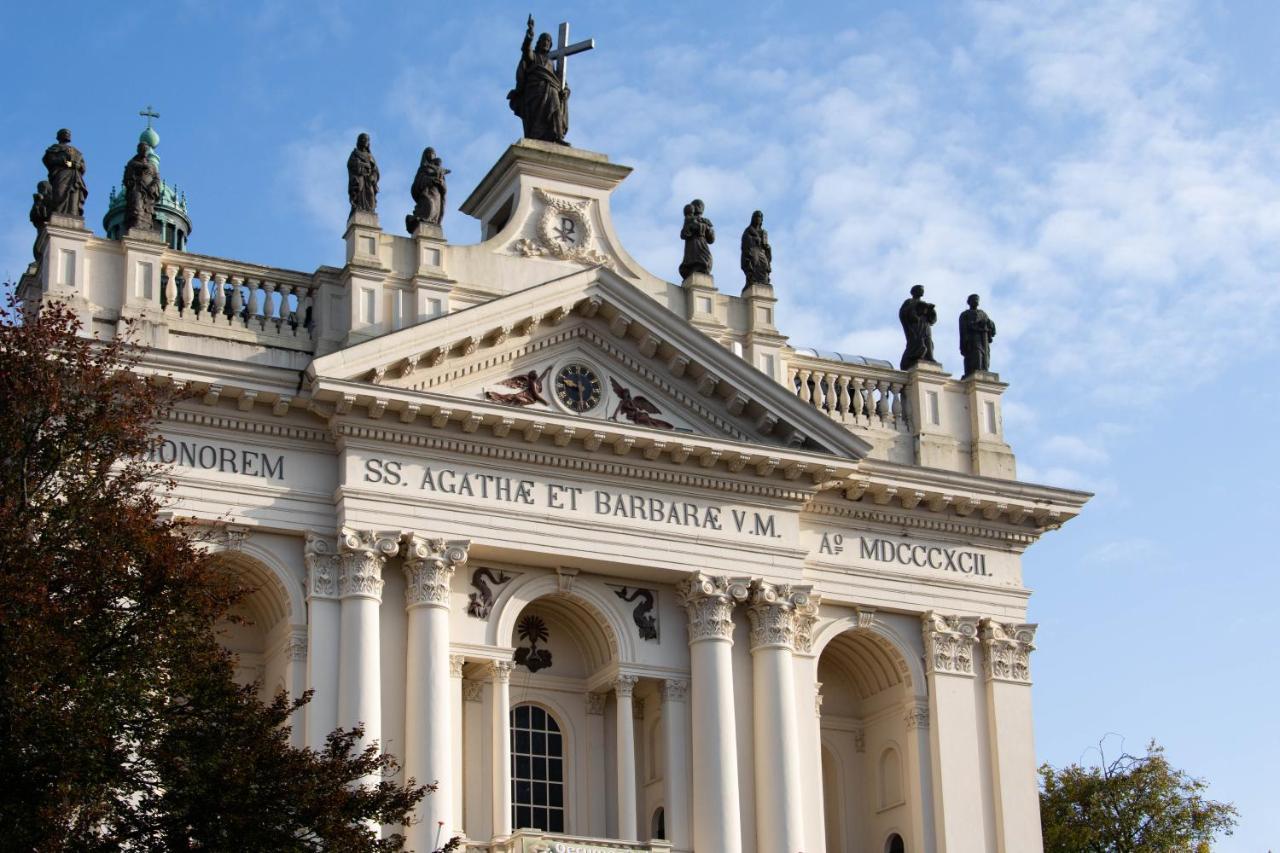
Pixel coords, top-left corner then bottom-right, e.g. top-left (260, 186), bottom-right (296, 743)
top-left (745, 580), bottom-right (811, 853)
top-left (402, 537), bottom-right (468, 852)
top-left (677, 572), bottom-right (749, 853)
top-left (661, 679), bottom-right (692, 851)
top-left (337, 529), bottom-right (397, 784)
top-left (490, 660), bottom-right (515, 838)
top-left (614, 675), bottom-right (639, 840)
top-left (303, 533), bottom-right (342, 751)
top-left (449, 655), bottom-right (466, 837)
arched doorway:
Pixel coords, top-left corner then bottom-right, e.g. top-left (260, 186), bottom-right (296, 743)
top-left (817, 627), bottom-right (919, 852)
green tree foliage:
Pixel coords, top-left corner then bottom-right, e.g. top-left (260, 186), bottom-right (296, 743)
top-left (1040, 738), bottom-right (1237, 852)
top-left (0, 301), bottom-right (436, 850)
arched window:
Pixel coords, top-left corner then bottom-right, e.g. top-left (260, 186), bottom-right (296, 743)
top-left (879, 746), bottom-right (904, 809)
top-left (511, 704), bottom-right (565, 832)
top-left (651, 806), bottom-right (666, 840)
top-left (885, 832), bottom-right (905, 853)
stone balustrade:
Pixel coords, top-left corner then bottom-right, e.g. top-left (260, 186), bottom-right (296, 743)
top-left (156, 252), bottom-right (317, 349)
top-left (785, 352), bottom-right (910, 433)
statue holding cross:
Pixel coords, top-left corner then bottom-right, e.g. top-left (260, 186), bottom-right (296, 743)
top-left (507, 14), bottom-right (594, 145)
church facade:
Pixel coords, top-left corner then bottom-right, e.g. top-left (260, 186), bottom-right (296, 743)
top-left (20, 134), bottom-right (1087, 853)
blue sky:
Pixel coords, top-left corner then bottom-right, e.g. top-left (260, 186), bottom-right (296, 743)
top-left (2, 0), bottom-right (1277, 846)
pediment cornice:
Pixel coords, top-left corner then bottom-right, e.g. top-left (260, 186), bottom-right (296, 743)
top-left (306, 267), bottom-right (873, 460)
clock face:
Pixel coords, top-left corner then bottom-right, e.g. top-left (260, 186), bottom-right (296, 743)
top-left (554, 363), bottom-right (602, 412)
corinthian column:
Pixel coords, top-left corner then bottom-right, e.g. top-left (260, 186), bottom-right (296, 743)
top-left (980, 620), bottom-right (1041, 853)
top-left (660, 679), bottom-right (692, 851)
top-left (490, 660), bottom-right (516, 839)
top-left (614, 675), bottom-right (640, 840)
top-left (402, 535), bottom-right (469, 853)
top-left (336, 528), bottom-right (398, 776)
top-left (303, 532), bottom-right (341, 751)
top-left (676, 572), bottom-right (749, 853)
top-left (745, 580), bottom-right (812, 853)
top-left (922, 612), bottom-right (985, 852)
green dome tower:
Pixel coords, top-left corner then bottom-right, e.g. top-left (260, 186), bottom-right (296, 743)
top-left (104, 106), bottom-right (193, 250)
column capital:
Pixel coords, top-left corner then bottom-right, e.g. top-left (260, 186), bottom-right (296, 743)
top-left (979, 619), bottom-right (1037, 684)
top-left (286, 627), bottom-right (308, 661)
top-left (488, 659), bottom-right (516, 683)
top-left (676, 571), bottom-right (750, 643)
top-left (745, 579), bottom-right (815, 652)
top-left (586, 692), bottom-right (607, 715)
top-left (449, 654), bottom-right (467, 678)
top-left (303, 532), bottom-right (340, 600)
top-left (337, 527), bottom-right (399, 601)
top-left (660, 679), bottom-right (689, 702)
top-left (401, 534), bottom-right (469, 609)
top-left (904, 701), bottom-right (930, 730)
top-left (613, 674), bottom-right (640, 697)
top-left (462, 679), bottom-right (484, 702)
top-left (922, 611), bottom-right (980, 676)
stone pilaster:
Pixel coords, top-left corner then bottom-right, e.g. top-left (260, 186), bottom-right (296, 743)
top-left (922, 612), bottom-right (990, 851)
top-left (303, 532), bottom-right (342, 751)
top-left (614, 675), bottom-right (640, 840)
top-left (980, 620), bottom-right (1042, 852)
top-left (675, 572), bottom-right (749, 853)
top-left (745, 580), bottom-right (810, 853)
top-left (661, 679), bottom-right (692, 850)
top-left (402, 535), bottom-right (469, 850)
top-left (490, 660), bottom-right (516, 839)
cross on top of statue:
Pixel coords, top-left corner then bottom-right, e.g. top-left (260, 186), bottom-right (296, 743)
top-left (549, 20), bottom-right (594, 86)
top-left (139, 105), bottom-right (160, 128)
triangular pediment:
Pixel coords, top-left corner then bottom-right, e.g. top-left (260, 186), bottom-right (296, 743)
top-left (308, 268), bottom-right (872, 458)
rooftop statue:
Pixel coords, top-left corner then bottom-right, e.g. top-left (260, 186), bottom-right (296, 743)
top-left (42, 128), bottom-right (88, 219)
top-left (346, 133), bottom-right (379, 218)
top-left (122, 142), bottom-right (162, 233)
top-left (29, 181), bottom-right (51, 256)
top-left (679, 199), bottom-right (715, 280)
top-left (406, 146), bottom-right (450, 234)
top-left (741, 209), bottom-right (771, 288)
top-left (509, 16), bottom-right (570, 144)
top-left (898, 284), bottom-right (938, 370)
top-left (959, 293), bottom-right (997, 377)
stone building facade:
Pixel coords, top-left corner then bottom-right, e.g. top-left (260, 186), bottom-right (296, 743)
top-left (19, 137), bottom-right (1087, 853)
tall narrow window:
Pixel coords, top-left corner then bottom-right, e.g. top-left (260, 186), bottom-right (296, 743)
top-left (511, 704), bottom-right (565, 832)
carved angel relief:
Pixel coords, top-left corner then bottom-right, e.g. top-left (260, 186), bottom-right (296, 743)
top-left (609, 377), bottom-right (673, 430)
top-left (484, 367), bottom-right (551, 407)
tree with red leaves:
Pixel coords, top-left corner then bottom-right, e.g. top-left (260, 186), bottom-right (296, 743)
top-left (0, 300), bottom-right (440, 851)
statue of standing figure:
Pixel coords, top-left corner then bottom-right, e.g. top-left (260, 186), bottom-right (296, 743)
top-left (29, 181), bottom-right (51, 256)
top-left (898, 284), bottom-right (938, 370)
top-left (122, 142), bottom-right (162, 232)
top-left (405, 147), bottom-right (451, 234)
top-left (346, 133), bottom-right (379, 218)
top-left (508, 15), bottom-right (570, 144)
top-left (959, 293), bottom-right (997, 377)
top-left (679, 199), bottom-right (715, 280)
top-left (740, 210), bottom-right (771, 287)
top-left (42, 128), bottom-right (88, 219)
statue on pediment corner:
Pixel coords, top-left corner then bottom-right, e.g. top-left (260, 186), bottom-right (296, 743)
top-left (508, 15), bottom-right (570, 144)
top-left (406, 146), bottom-right (449, 233)
top-left (679, 198), bottom-right (715, 279)
top-left (122, 142), bottom-right (161, 232)
top-left (42, 128), bottom-right (88, 219)
top-left (899, 284), bottom-right (938, 370)
top-left (959, 293), bottom-right (996, 377)
top-left (29, 180), bottom-right (51, 256)
top-left (346, 133), bottom-right (379, 218)
top-left (741, 209), bottom-right (772, 288)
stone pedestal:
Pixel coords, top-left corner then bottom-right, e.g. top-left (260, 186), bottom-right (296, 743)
top-left (965, 372), bottom-right (1017, 479)
top-left (907, 361), bottom-right (961, 470)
